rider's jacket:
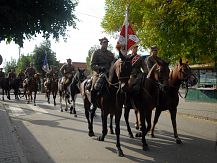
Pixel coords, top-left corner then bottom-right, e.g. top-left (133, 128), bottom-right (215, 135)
top-left (60, 64), bottom-right (75, 77)
top-left (146, 55), bottom-right (157, 72)
top-left (18, 72), bottom-right (25, 80)
top-left (130, 53), bottom-right (148, 76)
top-left (25, 67), bottom-right (36, 77)
top-left (91, 48), bottom-right (115, 74)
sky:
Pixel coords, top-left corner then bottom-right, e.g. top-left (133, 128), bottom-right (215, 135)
top-left (0, 0), bottom-right (148, 68)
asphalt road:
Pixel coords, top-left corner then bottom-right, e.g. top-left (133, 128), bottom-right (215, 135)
top-left (3, 94), bottom-right (217, 163)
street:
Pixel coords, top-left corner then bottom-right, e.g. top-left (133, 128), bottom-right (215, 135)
top-left (2, 94), bottom-right (217, 163)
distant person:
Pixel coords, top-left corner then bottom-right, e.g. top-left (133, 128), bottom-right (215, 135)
top-left (146, 45), bottom-right (159, 71)
top-left (0, 68), bottom-right (5, 79)
top-left (60, 58), bottom-right (76, 85)
top-left (25, 63), bottom-right (37, 85)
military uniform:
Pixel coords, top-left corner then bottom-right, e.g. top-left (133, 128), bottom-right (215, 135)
top-left (146, 55), bottom-right (156, 72)
top-left (60, 62), bottom-right (75, 85)
top-left (8, 71), bottom-right (16, 80)
top-left (18, 72), bottom-right (25, 81)
top-left (24, 66), bottom-right (36, 85)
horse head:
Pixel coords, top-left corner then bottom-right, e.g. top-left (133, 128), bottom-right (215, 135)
top-left (110, 51), bottom-right (134, 87)
top-left (77, 68), bottom-right (86, 83)
top-left (148, 57), bottom-right (170, 86)
top-left (176, 59), bottom-right (198, 87)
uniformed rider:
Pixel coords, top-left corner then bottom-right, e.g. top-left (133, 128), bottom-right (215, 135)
top-left (128, 45), bottom-right (148, 94)
top-left (0, 68), bottom-right (5, 79)
top-left (146, 45), bottom-right (159, 72)
top-left (25, 63), bottom-right (36, 85)
top-left (90, 37), bottom-right (115, 106)
top-left (60, 58), bottom-right (75, 85)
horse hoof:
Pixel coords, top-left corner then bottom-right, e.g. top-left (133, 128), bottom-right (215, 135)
top-left (129, 133), bottom-right (134, 138)
top-left (98, 136), bottom-right (104, 141)
top-left (110, 129), bottom-right (114, 134)
top-left (74, 114), bottom-right (77, 117)
top-left (70, 111), bottom-right (72, 114)
top-left (61, 109), bottom-right (63, 112)
top-left (65, 109), bottom-right (68, 112)
top-left (151, 134), bottom-right (156, 138)
top-left (176, 138), bottom-right (182, 144)
top-left (143, 145), bottom-right (149, 151)
top-left (135, 132), bottom-right (142, 137)
top-left (54, 103), bottom-right (56, 106)
top-left (117, 149), bottom-right (124, 157)
top-left (88, 131), bottom-right (95, 137)
top-left (34, 104), bottom-right (36, 106)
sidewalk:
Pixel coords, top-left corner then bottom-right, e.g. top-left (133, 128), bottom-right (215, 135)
top-left (177, 98), bottom-right (217, 122)
top-left (0, 102), bottom-right (27, 163)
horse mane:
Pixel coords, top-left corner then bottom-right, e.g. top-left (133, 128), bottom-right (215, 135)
top-left (108, 59), bottom-right (119, 85)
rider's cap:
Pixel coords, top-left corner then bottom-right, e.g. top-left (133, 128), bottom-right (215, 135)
top-left (99, 37), bottom-right (109, 44)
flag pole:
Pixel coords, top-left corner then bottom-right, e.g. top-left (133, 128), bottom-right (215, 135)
top-left (125, 3), bottom-right (129, 55)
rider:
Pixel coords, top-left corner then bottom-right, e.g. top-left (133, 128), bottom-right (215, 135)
top-left (146, 45), bottom-right (159, 71)
top-left (60, 58), bottom-right (76, 86)
top-left (90, 37), bottom-right (115, 106)
top-left (18, 70), bottom-right (25, 81)
top-left (24, 62), bottom-right (37, 85)
top-left (128, 45), bottom-right (148, 93)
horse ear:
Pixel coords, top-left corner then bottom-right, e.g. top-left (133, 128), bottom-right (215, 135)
top-left (179, 58), bottom-right (183, 65)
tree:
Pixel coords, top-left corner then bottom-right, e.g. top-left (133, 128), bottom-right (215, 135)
top-left (16, 54), bottom-right (33, 74)
top-left (102, 0), bottom-right (217, 64)
top-left (0, 0), bottom-right (78, 47)
top-left (3, 58), bottom-right (17, 74)
top-left (32, 40), bottom-right (59, 77)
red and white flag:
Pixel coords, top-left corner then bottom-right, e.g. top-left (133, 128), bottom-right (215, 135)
top-left (116, 7), bottom-right (140, 53)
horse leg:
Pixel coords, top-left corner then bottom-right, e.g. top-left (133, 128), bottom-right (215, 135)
top-left (65, 98), bottom-right (68, 112)
top-left (151, 109), bottom-right (162, 138)
top-left (60, 94), bottom-right (63, 112)
top-left (135, 109), bottom-right (140, 130)
top-left (53, 91), bottom-right (57, 106)
top-left (70, 100), bottom-right (77, 117)
top-left (140, 109), bottom-right (149, 151)
top-left (123, 106), bottom-right (134, 138)
top-left (109, 114), bottom-right (114, 134)
top-left (98, 110), bottom-right (108, 141)
top-left (33, 91), bottom-right (36, 106)
top-left (84, 98), bottom-right (95, 137)
top-left (47, 91), bottom-right (50, 104)
top-left (169, 108), bottom-right (182, 144)
top-left (115, 108), bottom-right (124, 157)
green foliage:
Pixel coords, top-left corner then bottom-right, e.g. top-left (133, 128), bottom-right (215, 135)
top-left (86, 45), bottom-right (100, 74)
top-left (16, 54), bottom-right (33, 74)
top-left (32, 40), bottom-right (59, 77)
top-left (3, 58), bottom-right (17, 74)
top-left (0, 0), bottom-right (78, 47)
top-left (102, 0), bottom-right (217, 65)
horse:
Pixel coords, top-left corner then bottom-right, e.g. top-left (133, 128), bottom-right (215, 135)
top-left (0, 77), bottom-right (10, 100)
top-left (80, 52), bottom-right (133, 157)
top-left (150, 59), bottom-right (197, 144)
top-left (23, 73), bottom-right (40, 105)
top-left (9, 78), bottom-right (21, 100)
top-left (44, 76), bottom-right (59, 106)
top-left (69, 68), bottom-right (86, 116)
top-left (58, 74), bottom-right (73, 112)
top-left (123, 57), bottom-right (170, 151)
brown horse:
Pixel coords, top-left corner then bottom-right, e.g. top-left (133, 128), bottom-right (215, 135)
top-left (123, 57), bottom-right (170, 150)
top-left (151, 59), bottom-right (197, 144)
top-left (44, 76), bottom-right (58, 106)
top-left (80, 52), bottom-right (133, 157)
top-left (23, 73), bottom-right (40, 105)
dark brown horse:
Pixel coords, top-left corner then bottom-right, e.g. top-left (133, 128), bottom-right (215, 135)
top-left (44, 76), bottom-right (58, 106)
top-left (151, 59), bottom-right (197, 144)
top-left (0, 77), bottom-right (10, 100)
top-left (70, 68), bottom-right (86, 116)
top-left (80, 52), bottom-right (133, 157)
top-left (23, 73), bottom-right (40, 105)
top-left (123, 57), bottom-right (170, 150)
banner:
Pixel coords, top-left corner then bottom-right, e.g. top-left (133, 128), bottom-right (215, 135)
top-left (116, 6), bottom-right (140, 53)
top-left (42, 53), bottom-right (49, 72)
